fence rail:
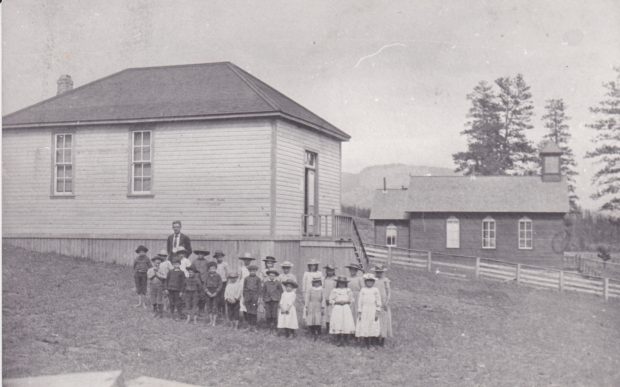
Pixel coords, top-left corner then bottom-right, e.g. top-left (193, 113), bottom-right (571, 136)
top-left (365, 243), bottom-right (620, 302)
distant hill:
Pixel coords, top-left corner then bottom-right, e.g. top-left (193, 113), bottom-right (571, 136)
top-left (342, 164), bottom-right (457, 209)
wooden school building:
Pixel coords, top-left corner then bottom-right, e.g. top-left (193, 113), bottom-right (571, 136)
top-left (2, 62), bottom-right (365, 276)
top-left (370, 142), bottom-right (570, 266)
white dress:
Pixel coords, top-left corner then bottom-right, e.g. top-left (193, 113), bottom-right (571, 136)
top-left (277, 291), bottom-right (299, 329)
top-left (355, 287), bottom-right (382, 337)
top-left (239, 265), bottom-right (250, 313)
top-left (329, 288), bottom-right (356, 334)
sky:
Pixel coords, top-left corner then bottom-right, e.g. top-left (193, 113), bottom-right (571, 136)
top-left (2, 0), bottom-right (619, 209)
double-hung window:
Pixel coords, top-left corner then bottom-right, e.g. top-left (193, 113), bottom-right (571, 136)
top-left (518, 217), bottom-right (533, 249)
top-left (482, 217), bottom-right (496, 249)
top-left (446, 217), bottom-right (460, 248)
top-left (386, 224), bottom-right (397, 247)
top-left (131, 130), bottom-right (152, 194)
top-left (54, 133), bottom-right (73, 195)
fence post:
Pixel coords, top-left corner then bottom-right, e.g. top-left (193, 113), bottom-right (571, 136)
top-left (427, 251), bottom-right (432, 272)
top-left (559, 270), bottom-right (564, 292)
top-left (475, 257), bottom-right (480, 279)
top-left (387, 246), bottom-right (392, 267)
top-left (516, 264), bottom-right (521, 285)
top-left (603, 278), bottom-right (609, 301)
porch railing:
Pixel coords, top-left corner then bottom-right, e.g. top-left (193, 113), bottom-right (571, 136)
top-left (301, 211), bottom-right (354, 240)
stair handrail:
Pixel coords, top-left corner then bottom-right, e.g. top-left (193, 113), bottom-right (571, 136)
top-left (351, 218), bottom-right (369, 268)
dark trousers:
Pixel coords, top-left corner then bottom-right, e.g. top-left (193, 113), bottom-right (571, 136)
top-left (134, 272), bottom-right (148, 295)
top-left (264, 301), bottom-right (279, 321)
top-left (227, 300), bottom-right (240, 321)
top-left (184, 290), bottom-right (199, 317)
top-left (168, 290), bottom-right (183, 317)
top-left (217, 282), bottom-right (227, 314)
top-left (245, 312), bottom-right (257, 326)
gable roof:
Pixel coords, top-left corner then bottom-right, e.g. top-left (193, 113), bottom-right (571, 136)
top-left (2, 62), bottom-right (350, 141)
top-left (370, 175), bottom-right (569, 219)
top-left (369, 189), bottom-right (410, 220)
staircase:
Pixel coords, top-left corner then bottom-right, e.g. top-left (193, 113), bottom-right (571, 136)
top-left (351, 218), bottom-right (369, 268)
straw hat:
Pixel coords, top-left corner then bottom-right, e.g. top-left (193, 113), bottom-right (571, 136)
top-left (135, 245), bottom-right (148, 254)
top-left (307, 258), bottom-right (320, 266)
top-left (281, 280), bottom-right (299, 288)
top-left (213, 250), bottom-right (225, 258)
top-left (362, 273), bottom-right (376, 281)
top-left (281, 261), bottom-right (293, 268)
top-left (238, 252), bottom-right (256, 261)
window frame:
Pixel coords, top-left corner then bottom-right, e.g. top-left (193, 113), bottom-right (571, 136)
top-left (51, 131), bottom-right (75, 198)
top-left (128, 129), bottom-right (154, 197)
top-left (481, 216), bottom-right (496, 249)
top-left (518, 217), bottom-right (533, 250)
top-left (446, 216), bottom-right (460, 249)
top-left (386, 223), bottom-right (397, 247)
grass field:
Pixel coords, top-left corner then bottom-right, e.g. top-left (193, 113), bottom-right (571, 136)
top-left (3, 245), bottom-right (620, 386)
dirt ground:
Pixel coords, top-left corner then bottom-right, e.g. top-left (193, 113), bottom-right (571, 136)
top-left (3, 245), bottom-right (620, 386)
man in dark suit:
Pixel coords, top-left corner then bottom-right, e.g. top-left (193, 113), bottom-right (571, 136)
top-left (167, 220), bottom-right (193, 257)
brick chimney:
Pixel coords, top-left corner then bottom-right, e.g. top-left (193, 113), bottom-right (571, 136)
top-left (56, 74), bottom-right (73, 95)
top-left (540, 140), bottom-right (563, 182)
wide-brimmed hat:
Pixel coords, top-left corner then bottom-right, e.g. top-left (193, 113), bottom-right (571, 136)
top-left (281, 261), bottom-right (293, 268)
top-left (135, 245), bottom-right (148, 254)
top-left (238, 252), bottom-right (255, 261)
top-left (263, 256), bottom-right (277, 263)
top-left (362, 273), bottom-right (376, 281)
top-left (248, 264), bottom-right (259, 271)
top-left (213, 250), bottom-right (225, 258)
top-left (194, 248), bottom-right (210, 256)
top-left (311, 277), bottom-right (323, 283)
top-left (323, 264), bottom-right (336, 271)
top-left (228, 272), bottom-right (239, 279)
top-left (281, 280), bottom-right (299, 288)
top-left (174, 247), bottom-right (188, 256)
top-left (335, 276), bottom-right (349, 284)
top-left (266, 269), bottom-right (280, 276)
top-left (206, 261), bottom-right (218, 269)
top-left (345, 263), bottom-right (363, 271)
top-left (151, 255), bottom-right (163, 262)
top-left (157, 249), bottom-right (168, 258)
top-left (307, 258), bottom-right (320, 266)
top-left (372, 264), bottom-right (387, 273)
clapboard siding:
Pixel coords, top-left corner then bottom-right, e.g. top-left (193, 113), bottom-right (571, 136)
top-left (3, 119), bottom-right (273, 237)
top-left (274, 119), bottom-right (341, 237)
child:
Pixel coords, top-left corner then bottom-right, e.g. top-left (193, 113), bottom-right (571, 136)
top-left (238, 252), bottom-right (255, 320)
top-left (165, 258), bottom-right (186, 320)
top-left (133, 245), bottom-right (152, 308)
top-left (279, 261), bottom-right (297, 290)
top-left (175, 247), bottom-right (192, 277)
top-left (322, 264), bottom-right (337, 334)
top-left (328, 276), bottom-right (356, 346)
top-left (302, 259), bottom-right (323, 295)
top-left (373, 265), bottom-right (393, 345)
top-left (214, 250), bottom-right (229, 317)
top-left (147, 255), bottom-right (167, 318)
top-left (304, 276), bottom-right (325, 341)
top-left (192, 249), bottom-right (210, 315)
top-left (183, 265), bottom-right (203, 324)
top-left (204, 261), bottom-right (223, 326)
top-left (355, 273), bottom-right (382, 350)
top-left (243, 264), bottom-right (262, 331)
top-left (155, 249), bottom-right (172, 312)
top-left (224, 273), bottom-right (243, 329)
top-left (261, 269), bottom-right (283, 333)
top-left (278, 280), bottom-right (299, 338)
top-left (345, 263), bottom-right (364, 319)
top-left (261, 256), bottom-right (277, 280)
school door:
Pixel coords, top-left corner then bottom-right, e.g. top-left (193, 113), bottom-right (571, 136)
top-left (304, 151), bottom-right (318, 235)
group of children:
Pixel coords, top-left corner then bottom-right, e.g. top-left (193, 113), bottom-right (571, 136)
top-left (133, 245), bottom-right (393, 349)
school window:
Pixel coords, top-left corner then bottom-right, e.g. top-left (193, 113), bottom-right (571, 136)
top-left (54, 133), bottom-right (73, 195)
top-left (386, 224), bottom-right (397, 247)
top-left (482, 217), bottom-right (496, 249)
top-left (518, 217), bottom-right (533, 249)
top-left (446, 217), bottom-right (460, 248)
top-left (131, 130), bottom-right (152, 193)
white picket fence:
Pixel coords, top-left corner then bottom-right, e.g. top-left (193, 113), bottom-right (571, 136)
top-left (365, 244), bottom-right (620, 301)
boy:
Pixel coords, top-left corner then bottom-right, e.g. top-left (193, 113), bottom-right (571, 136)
top-left (261, 269), bottom-right (283, 333)
top-left (238, 252), bottom-right (255, 320)
top-left (224, 273), bottom-right (242, 329)
top-left (165, 258), bottom-right (186, 320)
top-left (147, 255), bottom-right (167, 318)
top-left (214, 250), bottom-right (229, 317)
top-left (133, 245), bottom-right (152, 308)
top-left (261, 256), bottom-right (277, 280)
top-left (184, 265), bottom-right (203, 324)
top-left (243, 264), bottom-right (262, 331)
top-left (192, 248), bottom-right (210, 315)
top-left (322, 264), bottom-right (337, 334)
top-left (204, 261), bottom-right (223, 326)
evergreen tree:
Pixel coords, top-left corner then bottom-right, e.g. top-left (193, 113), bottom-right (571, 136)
top-left (453, 75), bottom-right (537, 175)
top-left (540, 99), bottom-right (579, 211)
top-left (585, 67), bottom-right (620, 218)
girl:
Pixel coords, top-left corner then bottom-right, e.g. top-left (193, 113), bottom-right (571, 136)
top-left (328, 276), bottom-right (356, 346)
top-left (279, 261), bottom-right (297, 290)
top-left (302, 259), bottom-right (323, 295)
top-left (304, 276), bottom-right (325, 341)
top-left (278, 280), bottom-right (299, 338)
top-left (133, 245), bottom-right (152, 308)
top-left (355, 273), bottom-right (382, 350)
top-left (345, 263), bottom-right (364, 319)
top-left (373, 265), bottom-right (393, 345)
top-left (238, 252), bottom-right (255, 324)
top-left (261, 256), bottom-right (277, 280)
top-left (224, 273), bottom-right (243, 329)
